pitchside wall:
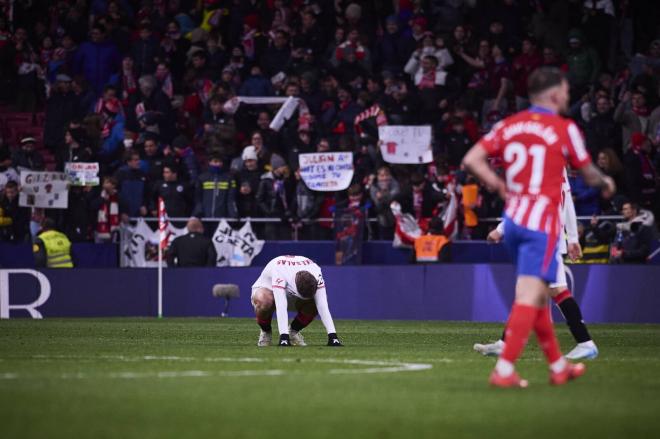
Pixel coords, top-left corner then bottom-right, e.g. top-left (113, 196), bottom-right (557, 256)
top-left (1, 265), bottom-right (659, 323)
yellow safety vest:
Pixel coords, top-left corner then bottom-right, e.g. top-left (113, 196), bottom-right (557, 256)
top-left (39, 230), bottom-right (74, 268)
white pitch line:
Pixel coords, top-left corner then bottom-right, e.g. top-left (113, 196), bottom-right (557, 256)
top-left (0, 356), bottom-right (433, 379)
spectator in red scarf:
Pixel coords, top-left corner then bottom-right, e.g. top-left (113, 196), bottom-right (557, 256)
top-left (614, 90), bottom-right (652, 150)
top-left (117, 56), bottom-right (138, 108)
top-left (397, 172), bottom-right (444, 221)
top-left (92, 176), bottom-right (123, 243)
top-left (333, 29), bottom-right (371, 72)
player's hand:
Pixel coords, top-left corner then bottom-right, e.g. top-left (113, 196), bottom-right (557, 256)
top-left (567, 242), bottom-right (582, 261)
top-left (327, 333), bottom-right (343, 347)
top-left (601, 176), bottom-right (616, 199)
top-left (487, 229), bottom-right (502, 243)
top-left (278, 334), bottom-right (291, 347)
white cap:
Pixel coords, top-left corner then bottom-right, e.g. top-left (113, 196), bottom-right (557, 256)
top-left (241, 145), bottom-right (258, 161)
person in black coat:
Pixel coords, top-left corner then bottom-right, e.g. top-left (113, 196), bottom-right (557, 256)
top-left (131, 24), bottom-right (159, 77)
top-left (167, 218), bottom-right (217, 267)
top-left (237, 147), bottom-right (262, 217)
top-left (138, 74), bottom-right (176, 143)
top-left (0, 181), bottom-right (30, 242)
top-left (150, 163), bottom-right (193, 219)
top-left (256, 155), bottom-right (295, 240)
top-left (11, 137), bottom-right (44, 170)
top-left (583, 96), bottom-right (621, 157)
top-left (260, 30), bottom-right (291, 77)
top-left (44, 75), bottom-right (78, 152)
top-left (397, 172), bottom-right (445, 220)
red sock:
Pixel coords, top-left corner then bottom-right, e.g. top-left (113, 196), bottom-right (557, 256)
top-left (500, 303), bottom-right (538, 363)
top-left (552, 289), bottom-right (572, 305)
top-left (533, 306), bottom-right (562, 364)
top-left (256, 316), bottom-right (272, 332)
top-left (291, 312), bottom-right (315, 332)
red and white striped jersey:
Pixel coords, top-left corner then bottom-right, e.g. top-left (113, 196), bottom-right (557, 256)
top-left (480, 108), bottom-right (591, 235)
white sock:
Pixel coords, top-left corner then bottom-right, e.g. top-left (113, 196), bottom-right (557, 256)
top-left (550, 357), bottom-right (567, 374)
top-left (495, 358), bottom-right (515, 377)
top-left (578, 340), bottom-right (596, 348)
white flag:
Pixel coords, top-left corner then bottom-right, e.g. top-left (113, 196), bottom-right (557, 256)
top-left (212, 220), bottom-right (264, 267)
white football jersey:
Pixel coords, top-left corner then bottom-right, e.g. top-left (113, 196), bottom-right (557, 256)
top-left (252, 255), bottom-right (325, 300)
top-left (253, 255), bottom-right (335, 336)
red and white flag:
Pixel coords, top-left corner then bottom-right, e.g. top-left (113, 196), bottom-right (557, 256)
top-left (158, 197), bottom-right (169, 251)
top-left (441, 183), bottom-right (459, 240)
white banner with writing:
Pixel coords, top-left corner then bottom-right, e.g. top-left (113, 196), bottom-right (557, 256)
top-left (212, 220), bottom-right (265, 267)
top-left (19, 171), bottom-right (69, 209)
top-left (64, 162), bottom-right (100, 186)
top-left (298, 152), bottom-right (354, 192)
top-left (378, 125), bottom-right (433, 164)
top-left (120, 219), bottom-right (187, 268)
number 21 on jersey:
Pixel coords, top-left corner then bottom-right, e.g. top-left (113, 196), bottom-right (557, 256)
top-left (503, 142), bottom-right (546, 195)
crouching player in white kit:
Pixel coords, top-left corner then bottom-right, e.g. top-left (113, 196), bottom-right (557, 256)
top-left (251, 255), bottom-right (343, 347)
top-left (474, 169), bottom-right (598, 360)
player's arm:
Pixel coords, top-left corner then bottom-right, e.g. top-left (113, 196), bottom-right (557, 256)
top-left (314, 286), bottom-right (342, 346)
top-left (462, 143), bottom-right (506, 199)
top-left (271, 272), bottom-right (292, 346)
top-left (563, 189), bottom-right (582, 260)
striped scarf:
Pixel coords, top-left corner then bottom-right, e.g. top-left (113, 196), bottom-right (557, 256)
top-left (354, 104), bottom-right (388, 134)
top-left (96, 193), bottom-right (119, 239)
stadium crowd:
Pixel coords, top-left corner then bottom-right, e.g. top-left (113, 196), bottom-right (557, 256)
top-left (0, 0), bottom-right (658, 261)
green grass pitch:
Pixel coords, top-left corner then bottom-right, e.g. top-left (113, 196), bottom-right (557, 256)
top-left (1, 318), bottom-right (659, 439)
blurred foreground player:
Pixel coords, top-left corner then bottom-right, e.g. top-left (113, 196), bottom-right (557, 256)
top-left (463, 67), bottom-right (614, 387)
top-left (251, 255), bottom-right (342, 347)
top-left (474, 168), bottom-right (599, 360)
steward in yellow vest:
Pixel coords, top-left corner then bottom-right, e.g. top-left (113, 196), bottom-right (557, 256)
top-left (33, 218), bottom-right (74, 268)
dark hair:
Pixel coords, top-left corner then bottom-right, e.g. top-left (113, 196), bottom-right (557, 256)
top-left (208, 153), bottom-right (223, 162)
top-left (410, 172), bottom-right (425, 186)
top-left (348, 183), bottom-right (363, 196)
top-left (103, 176), bottom-right (118, 187)
top-left (622, 200), bottom-right (639, 212)
top-left (163, 164), bottom-right (177, 174)
top-left (4, 180), bottom-right (18, 190)
top-left (124, 150), bottom-right (140, 162)
top-left (423, 55), bottom-right (438, 66)
top-left (527, 67), bottom-right (566, 98)
top-left (295, 271), bottom-right (318, 299)
top-left (41, 217), bottom-right (56, 231)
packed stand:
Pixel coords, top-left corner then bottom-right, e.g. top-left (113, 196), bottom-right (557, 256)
top-left (0, 0), bottom-right (657, 259)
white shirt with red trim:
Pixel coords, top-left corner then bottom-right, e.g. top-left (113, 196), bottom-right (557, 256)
top-left (495, 167), bottom-right (579, 254)
top-left (480, 110), bottom-right (592, 236)
top-left (252, 255), bottom-right (336, 336)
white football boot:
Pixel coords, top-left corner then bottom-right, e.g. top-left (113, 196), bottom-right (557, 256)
top-left (565, 341), bottom-right (599, 360)
top-left (289, 329), bottom-right (307, 346)
top-left (257, 330), bottom-right (272, 347)
top-left (473, 339), bottom-right (505, 356)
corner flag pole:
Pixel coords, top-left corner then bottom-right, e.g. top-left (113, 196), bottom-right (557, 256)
top-left (157, 197), bottom-right (167, 319)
